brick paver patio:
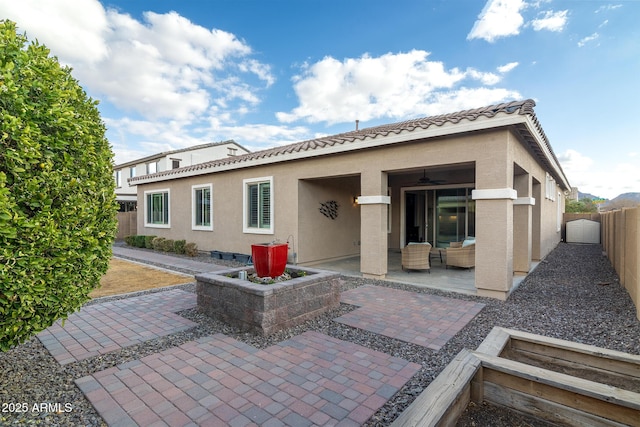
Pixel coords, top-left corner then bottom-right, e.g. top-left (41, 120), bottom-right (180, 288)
top-left (34, 249), bottom-right (485, 425)
top-left (37, 289), bottom-right (197, 365)
top-left (76, 331), bottom-right (421, 426)
top-left (336, 285), bottom-right (485, 350)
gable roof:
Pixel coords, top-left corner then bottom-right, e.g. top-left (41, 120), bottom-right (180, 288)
top-left (129, 99), bottom-right (570, 190)
top-left (114, 140), bottom-right (249, 169)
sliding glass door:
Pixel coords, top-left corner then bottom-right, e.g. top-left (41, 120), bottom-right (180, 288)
top-left (404, 187), bottom-right (475, 247)
top-left (435, 188), bottom-right (475, 247)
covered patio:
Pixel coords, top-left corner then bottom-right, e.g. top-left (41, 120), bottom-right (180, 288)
top-left (308, 250), bottom-right (535, 297)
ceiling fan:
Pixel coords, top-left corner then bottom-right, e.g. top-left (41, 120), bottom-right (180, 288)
top-left (417, 169), bottom-right (445, 185)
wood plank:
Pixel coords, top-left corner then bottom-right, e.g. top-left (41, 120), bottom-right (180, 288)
top-left (391, 349), bottom-right (481, 427)
top-left (500, 327), bottom-right (640, 369)
top-left (475, 326), bottom-right (511, 356)
top-left (506, 346), bottom-right (640, 393)
top-left (483, 381), bottom-right (633, 427)
top-left (509, 337), bottom-right (640, 380)
top-left (475, 352), bottom-right (640, 425)
top-left (436, 383), bottom-right (471, 427)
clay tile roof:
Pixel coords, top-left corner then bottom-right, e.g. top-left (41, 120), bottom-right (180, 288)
top-left (129, 99), bottom-right (567, 188)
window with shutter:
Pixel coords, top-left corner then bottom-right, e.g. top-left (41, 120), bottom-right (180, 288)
top-left (144, 189), bottom-right (170, 228)
top-left (192, 184), bottom-right (213, 230)
top-left (243, 177), bottom-right (273, 234)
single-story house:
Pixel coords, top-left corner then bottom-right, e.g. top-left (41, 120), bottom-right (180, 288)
top-left (129, 99), bottom-right (571, 300)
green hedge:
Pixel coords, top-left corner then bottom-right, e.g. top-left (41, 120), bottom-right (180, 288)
top-left (0, 21), bottom-right (117, 351)
top-left (125, 235), bottom-right (198, 257)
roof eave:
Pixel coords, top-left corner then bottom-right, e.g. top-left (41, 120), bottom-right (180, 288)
top-left (129, 113), bottom-right (531, 186)
top-left (518, 116), bottom-right (571, 191)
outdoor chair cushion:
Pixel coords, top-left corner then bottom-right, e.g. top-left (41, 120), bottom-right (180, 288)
top-left (401, 242), bottom-right (431, 272)
top-left (446, 242), bottom-right (475, 269)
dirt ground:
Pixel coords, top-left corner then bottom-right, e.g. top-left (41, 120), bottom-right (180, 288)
top-left (90, 258), bottom-right (194, 298)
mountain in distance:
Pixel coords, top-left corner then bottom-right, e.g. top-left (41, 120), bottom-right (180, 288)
top-left (577, 191), bottom-right (640, 209)
top-left (607, 193), bottom-right (640, 207)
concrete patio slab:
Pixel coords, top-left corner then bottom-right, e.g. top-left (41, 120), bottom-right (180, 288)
top-left (112, 246), bottom-right (225, 275)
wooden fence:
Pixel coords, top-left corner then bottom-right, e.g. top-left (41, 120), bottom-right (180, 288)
top-left (563, 212), bottom-right (601, 223)
top-left (601, 207), bottom-right (640, 320)
top-left (116, 211), bottom-right (137, 240)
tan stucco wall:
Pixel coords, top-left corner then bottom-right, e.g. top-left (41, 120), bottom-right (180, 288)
top-left (507, 131), bottom-right (564, 261)
top-left (137, 131), bottom-right (502, 255)
top-left (297, 176), bottom-right (361, 263)
top-left (136, 127), bottom-right (566, 297)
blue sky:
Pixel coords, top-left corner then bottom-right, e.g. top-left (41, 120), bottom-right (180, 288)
top-left (1, 0), bottom-right (638, 199)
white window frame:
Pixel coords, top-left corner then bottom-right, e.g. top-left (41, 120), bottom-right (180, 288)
top-left (192, 184), bottom-right (213, 231)
top-left (146, 161), bottom-right (158, 175)
top-left (545, 173), bottom-right (556, 201)
top-left (243, 176), bottom-right (274, 234)
top-left (114, 170), bottom-right (122, 188)
top-left (144, 189), bottom-right (170, 228)
top-left (557, 191), bottom-right (562, 232)
top-left (129, 167), bottom-right (136, 178)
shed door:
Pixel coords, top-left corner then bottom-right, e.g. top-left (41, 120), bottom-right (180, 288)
top-left (566, 219), bottom-right (600, 244)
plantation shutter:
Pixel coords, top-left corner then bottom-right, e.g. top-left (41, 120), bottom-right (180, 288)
top-left (203, 187), bottom-right (211, 226)
top-left (162, 192), bottom-right (169, 223)
top-left (248, 184), bottom-right (259, 228)
top-left (147, 192), bottom-right (168, 224)
top-left (146, 193), bottom-right (152, 224)
top-left (195, 187), bottom-right (211, 227)
top-left (260, 182), bottom-right (270, 228)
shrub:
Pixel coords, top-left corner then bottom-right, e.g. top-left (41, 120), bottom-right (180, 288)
top-left (134, 235), bottom-right (146, 248)
top-left (161, 239), bottom-right (174, 252)
top-left (124, 235), bottom-right (135, 246)
top-left (144, 235), bottom-right (156, 249)
top-left (152, 237), bottom-right (166, 251)
top-left (0, 21), bottom-right (117, 351)
top-left (185, 242), bottom-right (198, 257)
top-left (174, 239), bottom-right (186, 254)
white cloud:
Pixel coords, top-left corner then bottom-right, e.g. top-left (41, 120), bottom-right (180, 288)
top-left (558, 149), bottom-right (640, 199)
top-left (107, 114), bottom-right (312, 164)
top-left (497, 62), bottom-right (519, 73)
top-left (468, 1), bottom-right (570, 42)
top-left (277, 50), bottom-right (520, 124)
top-left (467, 0), bottom-right (527, 42)
top-left (595, 4), bottom-right (622, 13)
top-left (0, 0), bottom-right (109, 63)
top-left (558, 149), bottom-right (594, 174)
top-left (578, 32), bottom-right (600, 47)
top-left (0, 0), bottom-right (274, 122)
top-left (531, 10), bottom-right (568, 32)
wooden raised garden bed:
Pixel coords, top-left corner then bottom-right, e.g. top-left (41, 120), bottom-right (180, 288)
top-left (392, 327), bottom-right (640, 427)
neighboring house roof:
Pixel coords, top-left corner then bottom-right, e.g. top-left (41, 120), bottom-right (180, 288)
top-left (129, 99), bottom-right (570, 190)
top-left (114, 140), bottom-right (249, 169)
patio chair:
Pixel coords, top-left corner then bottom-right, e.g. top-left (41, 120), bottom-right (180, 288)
top-left (445, 240), bottom-right (475, 269)
top-left (401, 242), bottom-right (431, 273)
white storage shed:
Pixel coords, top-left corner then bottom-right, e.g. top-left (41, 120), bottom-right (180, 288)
top-left (566, 219), bottom-right (601, 244)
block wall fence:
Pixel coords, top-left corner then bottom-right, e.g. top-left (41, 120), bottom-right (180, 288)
top-left (601, 207), bottom-right (640, 321)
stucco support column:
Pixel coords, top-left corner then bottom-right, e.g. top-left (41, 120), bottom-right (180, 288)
top-left (531, 182), bottom-right (542, 260)
top-left (358, 171), bottom-right (389, 279)
top-left (472, 188), bottom-right (516, 300)
top-left (513, 173), bottom-right (533, 275)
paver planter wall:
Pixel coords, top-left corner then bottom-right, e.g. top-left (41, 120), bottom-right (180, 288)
top-left (196, 266), bottom-right (340, 335)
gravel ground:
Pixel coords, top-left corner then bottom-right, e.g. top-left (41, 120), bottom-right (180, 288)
top-left (1, 243), bottom-right (638, 426)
